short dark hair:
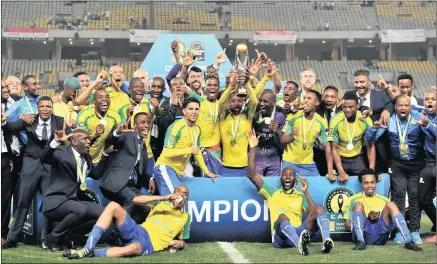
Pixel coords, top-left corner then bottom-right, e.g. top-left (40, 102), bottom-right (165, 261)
top-left (186, 66), bottom-right (203, 84)
top-left (37, 95), bottom-right (53, 106)
top-left (205, 73), bottom-right (220, 84)
top-left (353, 69), bottom-right (370, 78)
top-left (22, 75), bottom-right (36, 86)
top-left (129, 77), bottom-right (143, 88)
top-left (73, 71), bottom-right (88, 78)
top-left (183, 97), bottom-right (200, 109)
top-left (306, 89), bottom-right (322, 102)
top-left (94, 87), bottom-right (108, 96)
top-left (152, 76), bottom-right (165, 87)
top-left (134, 112), bottom-right (149, 123)
top-left (343, 90), bottom-right (359, 104)
top-left (358, 168), bottom-right (378, 183)
top-left (323, 85), bottom-right (339, 94)
top-left (285, 80), bottom-right (299, 90)
top-left (397, 73), bottom-right (413, 84)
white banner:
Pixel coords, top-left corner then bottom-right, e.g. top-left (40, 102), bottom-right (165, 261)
top-left (129, 30), bottom-right (170, 43)
top-left (380, 29), bottom-right (426, 43)
top-left (253, 31), bottom-right (297, 44)
top-left (2, 28), bottom-right (48, 40)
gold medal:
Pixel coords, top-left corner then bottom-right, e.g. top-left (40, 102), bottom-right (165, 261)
top-left (134, 105), bottom-right (140, 113)
top-left (80, 182), bottom-right (87, 191)
top-left (346, 143), bottom-right (354, 151)
top-left (399, 143), bottom-right (407, 151)
top-left (99, 118), bottom-right (107, 126)
top-left (264, 117), bottom-right (271, 125)
top-left (230, 139), bottom-right (236, 146)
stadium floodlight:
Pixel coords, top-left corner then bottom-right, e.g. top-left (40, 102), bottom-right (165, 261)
top-left (70, 41), bottom-right (73, 45)
top-left (229, 42), bottom-right (232, 46)
top-left (137, 42), bottom-right (140, 45)
top-left (91, 42), bottom-right (94, 45)
top-left (69, 38), bottom-right (72, 41)
top-left (90, 39), bottom-right (93, 42)
top-left (43, 41), bottom-right (46, 44)
top-left (230, 40), bottom-right (233, 43)
top-left (254, 43), bottom-right (257, 46)
top-left (322, 40), bottom-right (326, 44)
top-left (274, 43), bottom-right (277, 46)
top-left (368, 40), bottom-right (373, 43)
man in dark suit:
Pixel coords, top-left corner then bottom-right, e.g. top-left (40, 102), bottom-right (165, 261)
top-left (41, 128), bottom-right (105, 251)
top-left (2, 96), bottom-right (64, 249)
top-left (353, 70), bottom-right (394, 174)
top-left (315, 85), bottom-right (342, 176)
top-left (100, 112), bottom-right (156, 223)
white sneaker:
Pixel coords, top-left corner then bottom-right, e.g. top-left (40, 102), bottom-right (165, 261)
top-left (298, 230), bottom-right (310, 256)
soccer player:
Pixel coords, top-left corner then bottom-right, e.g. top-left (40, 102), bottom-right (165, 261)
top-left (299, 68), bottom-right (319, 98)
top-left (76, 88), bottom-right (121, 165)
top-left (418, 90), bottom-right (436, 233)
top-left (153, 97), bottom-right (217, 195)
top-left (118, 77), bottom-right (155, 175)
top-left (276, 80), bottom-right (301, 116)
top-left (329, 91), bottom-right (375, 182)
top-left (253, 90), bottom-right (286, 176)
top-left (343, 168), bottom-right (422, 251)
top-left (247, 129), bottom-right (334, 255)
top-left (65, 185), bottom-right (191, 259)
top-left (220, 69), bottom-right (258, 177)
top-left (366, 95), bottom-right (432, 244)
top-left (281, 89), bottom-right (334, 179)
top-left (52, 77), bottom-right (80, 128)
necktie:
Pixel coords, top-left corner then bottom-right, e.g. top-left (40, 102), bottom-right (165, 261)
top-left (359, 97), bottom-right (366, 106)
top-left (138, 141), bottom-right (145, 174)
top-left (326, 109), bottom-right (333, 123)
top-left (79, 155), bottom-right (86, 182)
top-left (2, 100), bottom-right (8, 112)
top-left (42, 123), bottom-right (48, 141)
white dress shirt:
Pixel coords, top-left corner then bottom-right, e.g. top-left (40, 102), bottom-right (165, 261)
top-left (35, 117), bottom-right (51, 140)
top-left (50, 139), bottom-right (88, 182)
top-left (357, 91), bottom-right (371, 108)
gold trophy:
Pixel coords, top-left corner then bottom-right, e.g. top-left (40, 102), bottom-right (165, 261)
top-left (235, 43), bottom-right (249, 97)
top-left (176, 39), bottom-right (196, 64)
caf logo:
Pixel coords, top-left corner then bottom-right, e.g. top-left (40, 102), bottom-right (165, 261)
top-left (324, 187), bottom-right (354, 213)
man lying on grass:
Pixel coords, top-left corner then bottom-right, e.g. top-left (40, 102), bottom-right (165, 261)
top-left (65, 184), bottom-right (191, 259)
top-left (343, 169), bottom-right (422, 251)
top-left (247, 129), bottom-right (334, 256)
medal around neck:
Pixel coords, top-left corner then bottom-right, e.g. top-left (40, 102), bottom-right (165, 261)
top-left (80, 182), bottom-right (88, 191)
top-left (346, 143), bottom-right (354, 151)
top-left (99, 118), bottom-right (107, 126)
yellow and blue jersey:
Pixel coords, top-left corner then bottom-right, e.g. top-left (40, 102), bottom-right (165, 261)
top-left (259, 182), bottom-right (308, 232)
top-left (343, 192), bottom-right (389, 220)
top-left (329, 112), bottom-right (372, 158)
top-left (155, 118), bottom-right (210, 175)
top-left (282, 110), bottom-right (328, 164)
top-left (76, 106), bottom-right (121, 163)
top-left (141, 201), bottom-right (190, 252)
top-left (88, 86), bottom-right (130, 112)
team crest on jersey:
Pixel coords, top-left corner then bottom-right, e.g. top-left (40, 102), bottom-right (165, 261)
top-left (325, 128), bottom-right (333, 138)
top-left (168, 135), bottom-right (176, 145)
top-left (324, 187), bottom-right (354, 213)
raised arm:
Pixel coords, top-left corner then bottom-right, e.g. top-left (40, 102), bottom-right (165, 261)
top-left (75, 71), bottom-right (106, 105)
top-left (247, 129), bottom-right (264, 191)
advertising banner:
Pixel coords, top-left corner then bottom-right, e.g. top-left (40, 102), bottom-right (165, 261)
top-left (2, 28), bottom-right (48, 40)
top-left (30, 175), bottom-right (390, 244)
top-left (380, 29), bottom-right (426, 43)
top-left (139, 34), bottom-right (232, 96)
top-left (129, 30), bottom-right (170, 43)
top-left (253, 31), bottom-right (297, 44)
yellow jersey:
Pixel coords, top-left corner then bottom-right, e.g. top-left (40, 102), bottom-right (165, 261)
top-left (155, 118), bottom-right (210, 175)
top-left (188, 93), bottom-right (221, 148)
top-left (88, 86), bottom-right (130, 113)
top-left (328, 112), bottom-right (372, 158)
top-left (141, 201), bottom-right (190, 252)
top-left (259, 182), bottom-right (308, 232)
top-left (220, 112), bottom-right (252, 167)
top-left (282, 111), bottom-right (328, 164)
top-left (343, 192), bottom-right (389, 220)
top-left (53, 100), bottom-right (77, 126)
top-left (118, 98), bottom-right (154, 159)
top-left (76, 106), bottom-right (121, 164)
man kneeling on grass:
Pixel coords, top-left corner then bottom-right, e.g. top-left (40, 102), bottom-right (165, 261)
top-left (343, 169), bottom-right (422, 251)
top-left (247, 129), bottom-right (334, 256)
top-left (65, 184), bottom-right (191, 259)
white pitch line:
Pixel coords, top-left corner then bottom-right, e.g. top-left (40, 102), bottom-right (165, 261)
top-left (218, 242), bottom-right (251, 264)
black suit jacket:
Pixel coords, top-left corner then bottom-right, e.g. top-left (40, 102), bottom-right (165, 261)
top-left (4, 114), bottom-right (64, 176)
top-left (360, 89), bottom-right (394, 122)
top-left (316, 103), bottom-right (342, 124)
top-left (40, 144), bottom-right (104, 212)
top-left (100, 131), bottom-right (150, 193)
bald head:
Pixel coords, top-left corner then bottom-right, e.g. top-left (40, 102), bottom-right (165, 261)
top-left (133, 69), bottom-right (149, 87)
top-left (70, 129), bottom-right (91, 154)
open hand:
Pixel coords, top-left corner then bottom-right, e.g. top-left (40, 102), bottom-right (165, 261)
top-left (215, 48), bottom-right (228, 65)
top-left (21, 114), bottom-right (35, 126)
top-left (54, 122), bottom-right (72, 143)
top-left (247, 129), bottom-right (260, 148)
top-left (416, 110), bottom-right (429, 127)
top-left (206, 172), bottom-right (219, 183)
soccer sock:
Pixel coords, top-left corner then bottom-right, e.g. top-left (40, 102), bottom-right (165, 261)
top-left (280, 221), bottom-right (300, 247)
top-left (85, 225), bottom-right (105, 250)
top-left (94, 248), bottom-right (109, 257)
top-left (316, 212), bottom-right (331, 241)
top-left (352, 212), bottom-right (365, 243)
top-left (392, 213), bottom-right (411, 243)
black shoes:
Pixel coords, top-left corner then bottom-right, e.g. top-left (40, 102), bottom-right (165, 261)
top-left (353, 241), bottom-right (367, 250)
top-left (404, 241), bottom-right (423, 251)
top-left (46, 235), bottom-right (63, 252)
top-left (2, 239), bottom-right (18, 249)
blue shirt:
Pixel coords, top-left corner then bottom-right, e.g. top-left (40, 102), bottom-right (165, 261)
top-left (423, 112), bottom-right (436, 164)
top-left (5, 96), bottom-right (38, 145)
top-left (365, 110), bottom-right (430, 161)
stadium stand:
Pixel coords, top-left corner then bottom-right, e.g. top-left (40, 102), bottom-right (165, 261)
top-left (376, 1), bottom-right (436, 30)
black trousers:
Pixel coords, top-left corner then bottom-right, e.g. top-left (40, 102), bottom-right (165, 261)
top-left (418, 164), bottom-right (436, 230)
top-left (313, 148), bottom-right (327, 176)
top-left (1, 154), bottom-right (12, 239)
top-left (7, 163), bottom-right (50, 242)
top-left (100, 180), bottom-right (150, 224)
top-left (341, 154), bottom-right (367, 176)
top-left (44, 199), bottom-right (104, 243)
top-left (390, 158), bottom-right (422, 232)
